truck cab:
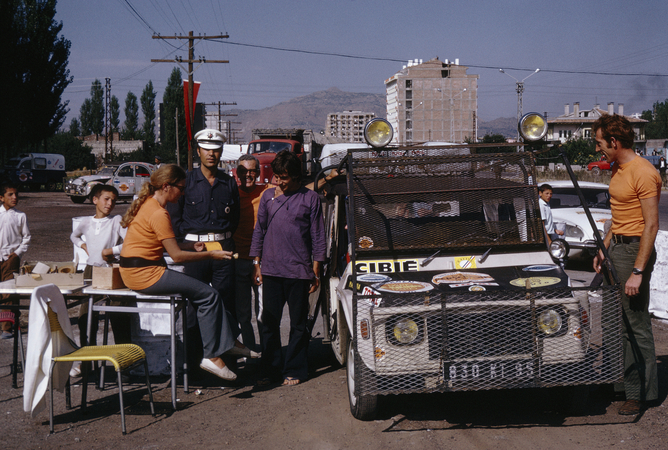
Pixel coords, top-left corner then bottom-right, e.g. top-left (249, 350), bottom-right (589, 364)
top-left (318, 116), bottom-right (624, 420)
top-left (3, 153), bottom-right (66, 191)
top-left (246, 138), bottom-right (302, 185)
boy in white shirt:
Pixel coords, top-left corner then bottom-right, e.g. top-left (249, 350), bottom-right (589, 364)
top-left (0, 181), bottom-right (31, 339)
top-left (538, 183), bottom-right (563, 245)
top-left (70, 185), bottom-right (130, 358)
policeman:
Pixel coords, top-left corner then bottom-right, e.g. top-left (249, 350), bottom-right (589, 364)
top-left (170, 129), bottom-right (240, 333)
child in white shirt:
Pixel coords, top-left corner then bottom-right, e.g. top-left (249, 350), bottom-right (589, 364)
top-left (69, 185), bottom-right (130, 373)
top-left (0, 182), bottom-right (31, 339)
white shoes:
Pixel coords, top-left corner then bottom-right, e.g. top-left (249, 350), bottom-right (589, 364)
top-left (200, 358), bottom-right (237, 381)
top-left (226, 345), bottom-right (261, 359)
top-left (69, 362), bottom-right (82, 378)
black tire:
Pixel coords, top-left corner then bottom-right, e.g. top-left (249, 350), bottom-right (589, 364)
top-left (346, 339), bottom-right (378, 420)
top-left (591, 166), bottom-right (601, 176)
top-left (552, 385), bottom-right (590, 414)
top-left (46, 181), bottom-right (57, 192)
top-left (71, 196), bottom-right (86, 204)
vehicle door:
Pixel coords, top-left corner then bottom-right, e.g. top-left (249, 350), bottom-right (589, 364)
top-left (133, 164), bottom-right (152, 194)
top-left (113, 163), bottom-right (135, 196)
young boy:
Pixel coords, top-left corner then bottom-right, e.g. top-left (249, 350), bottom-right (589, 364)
top-left (538, 183), bottom-right (563, 244)
top-left (0, 181), bottom-right (31, 339)
top-left (70, 185), bottom-right (130, 372)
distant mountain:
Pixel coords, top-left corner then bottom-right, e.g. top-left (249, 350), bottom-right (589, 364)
top-left (477, 117), bottom-right (517, 139)
top-left (222, 87), bottom-right (517, 142)
top-left (225, 87), bottom-right (386, 142)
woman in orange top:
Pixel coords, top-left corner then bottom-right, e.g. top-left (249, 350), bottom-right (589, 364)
top-left (120, 165), bottom-right (257, 381)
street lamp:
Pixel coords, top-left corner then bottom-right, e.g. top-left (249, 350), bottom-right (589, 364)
top-left (450, 88), bottom-right (467, 142)
top-left (499, 68), bottom-right (540, 140)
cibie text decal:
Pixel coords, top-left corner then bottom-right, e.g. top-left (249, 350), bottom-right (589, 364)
top-left (355, 259), bottom-right (419, 274)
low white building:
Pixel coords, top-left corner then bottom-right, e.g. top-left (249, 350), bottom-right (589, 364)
top-left (547, 102), bottom-right (648, 151)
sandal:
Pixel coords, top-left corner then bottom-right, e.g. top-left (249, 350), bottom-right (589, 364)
top-left (282, 377), bottom-right (301, 386)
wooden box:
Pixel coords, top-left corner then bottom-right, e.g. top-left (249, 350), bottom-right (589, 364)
top-left (92, 264), bottom-right (125, 290)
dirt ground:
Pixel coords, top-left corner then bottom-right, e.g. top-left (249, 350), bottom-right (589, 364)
top-left (2, 191), bottom-right (668, 450)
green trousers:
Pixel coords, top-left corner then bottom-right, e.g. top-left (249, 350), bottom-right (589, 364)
top-left (609, 241), bottom-right (658, 401)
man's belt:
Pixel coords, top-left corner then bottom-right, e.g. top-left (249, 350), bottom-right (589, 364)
top-left (185, 232), bottom-right (232, 242)
top-left (119, 256), bottom-right (167, 268)
top-left (611, 234), bottom-right (641, 244)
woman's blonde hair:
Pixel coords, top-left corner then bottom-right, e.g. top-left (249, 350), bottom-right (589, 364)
top-left (121, 164), bottom-right (186, 227)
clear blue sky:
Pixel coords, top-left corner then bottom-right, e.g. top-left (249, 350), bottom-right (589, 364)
top-left (55, 0), bottom-right (668, 131)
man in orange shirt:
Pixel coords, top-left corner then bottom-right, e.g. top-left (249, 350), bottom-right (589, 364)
top-left (233, 154), bottom-right (271, 352)
top-left (593, 114), bottom-right (661, 415)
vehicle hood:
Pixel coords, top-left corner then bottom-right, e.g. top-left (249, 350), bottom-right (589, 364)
top-left (70, 174), bottom-right (111, 185)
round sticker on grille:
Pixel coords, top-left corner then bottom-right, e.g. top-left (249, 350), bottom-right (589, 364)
top-left (469, 285), bottom-right (486, 291)
top-left (357, 274), bottom-right (391, 283)
top-left (358, 236), bottom-right (374, 249)
top-left (510, 277), bottom-right (561, 288)
top-left (522, 265), bottom-right (559, 272)
top-left (374, 280), bottom-right (434, 293)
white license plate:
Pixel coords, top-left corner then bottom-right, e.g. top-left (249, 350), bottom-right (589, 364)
top-left (444, 360), bottom-right (534, 381)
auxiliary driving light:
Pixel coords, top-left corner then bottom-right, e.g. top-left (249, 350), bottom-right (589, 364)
top-left (549, 239), bottom-right (569, 260)
top-left (537, 309), bottom-right (563, 335)
top-left (393, 318), bottom-right (419, 344)
top-left (518, 112), bottom-right (548, 141)
top-left (364, 118), bottom-right (394, 148)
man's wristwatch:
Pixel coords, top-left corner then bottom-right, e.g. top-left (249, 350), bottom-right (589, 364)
top-left (632, 267), bottom-right (644, 275)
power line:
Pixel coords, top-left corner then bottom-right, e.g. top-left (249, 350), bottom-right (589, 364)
top-left (214, 39), bottom-right (668, 78)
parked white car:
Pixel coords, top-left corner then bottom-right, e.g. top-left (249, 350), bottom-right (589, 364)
top-left (65, 162), bottom-right (156, 203)
top-left (547, 180), bottom-right (611, 258)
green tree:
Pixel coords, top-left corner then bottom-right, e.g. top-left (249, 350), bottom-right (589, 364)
top-left (161, 68), bottom-right (187, 164)
top-left (79, 79), bottom-right (104, 135)
top-left (122, 91), bottom-right (139, 140)
top-left (562, 137), bottom-right (597, 166)
top-left (642, 100), bottom-right (668, 139)
top-left (69, 117), bottom-right (80, 136)
top-left (110, 95), bottom-right (120, 134)
top-left (473, 133), bottom-right (512, 154)
top-left (141, 80), bottom-right (157, 145)
top-left (0, 0), bottom-right (72, 157)
top-left (43, 131), bottom-right (94, 171)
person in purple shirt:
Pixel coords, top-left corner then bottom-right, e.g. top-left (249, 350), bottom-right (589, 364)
top-left (250, 150), bottom-right (326, 386)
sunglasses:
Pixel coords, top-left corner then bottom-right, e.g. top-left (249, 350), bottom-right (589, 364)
top-left (169, 183), bottom-right (186, 193)
top-left (237, 168), bottom-right (259, 177)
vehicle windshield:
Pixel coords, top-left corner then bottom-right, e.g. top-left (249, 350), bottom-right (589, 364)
top-left (248, 142), bottom-right (293, 154)
top-left (550, 188), bottom-right (610, 209)
top-left (96, 166), bottom-right (117, 176)
top-left (5, 158), bottom-right (21, 169)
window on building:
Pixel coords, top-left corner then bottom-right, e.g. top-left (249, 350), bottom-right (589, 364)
top-left (568, 130), bottom-right (572, 138)
top-left (559, 130), bottom-right (563, 138)
top-left (406, 91), bottom-right (412, 100)
top-left (406, 101), bottom-right (412, 109)
top-left (406, 80), bottom-right (412, 89)
top-left (441, 70), bottom-right (449, 78)
top-left (406, 111), bottom-right (412, 120)
top-left (406, 120), bottom-right (412, 129)
top-left (406, 131), bottom-right (413, 142)
top-left (584, 129), bottom-right (591, 138)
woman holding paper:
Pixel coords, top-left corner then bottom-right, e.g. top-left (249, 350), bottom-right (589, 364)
top-left (119, 164), bottom-right (256, 381)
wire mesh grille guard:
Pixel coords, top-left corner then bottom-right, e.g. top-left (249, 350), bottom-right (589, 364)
top-left (347, 150), bottom-right (544, 253)
top-left (353, 285), bottom-right (623, 396)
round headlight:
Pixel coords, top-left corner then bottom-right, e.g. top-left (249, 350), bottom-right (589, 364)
top-left (537, 309), bottom-right (563, 335)
top-left (364, 118), bottom-right (394, 148)
top-left (549, 239), bottom-right (569, 259)
top-left (518, 112), bottom-right (548, 141)
top-left (393, 318), bottom-right (419, 344)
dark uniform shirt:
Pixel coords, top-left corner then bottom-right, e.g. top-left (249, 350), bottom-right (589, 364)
top-left (170, 168), bottom-right (240, 239)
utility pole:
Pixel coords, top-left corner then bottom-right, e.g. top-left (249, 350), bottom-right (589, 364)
top-left (152, 31), bottom-right (229, 169)
top-left (201, 101), bottom-right (237, 132)
top-left (175, 107), bottom-right (180, 166)
top-left (105, 78), bottom-right (111, 162)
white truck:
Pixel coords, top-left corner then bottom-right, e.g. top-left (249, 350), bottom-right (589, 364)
top-left (316, 116), bottom-right (624, 420)
top-left (3, 153), bottom-right (66, 191)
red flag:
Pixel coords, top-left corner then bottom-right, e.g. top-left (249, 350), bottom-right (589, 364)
top-left (183, 79), bottom-right (201, 142)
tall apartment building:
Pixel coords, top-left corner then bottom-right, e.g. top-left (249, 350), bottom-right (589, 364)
top-left (326, 110), bottom-right (376, 142)
top-left (385, 58), bottom-right (478, 145)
